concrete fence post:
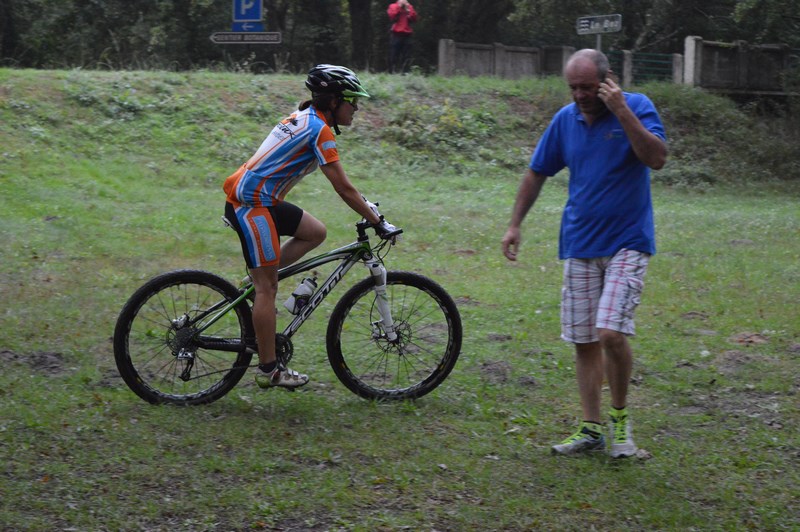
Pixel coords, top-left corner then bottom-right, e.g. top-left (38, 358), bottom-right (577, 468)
top-left (683, 35), bottom-right (703, 86)
top-left (438, 39), bottom-right (456, 77)
top-left (622, 50), bottom-right (633, 88)
top-left (493, 42), bottom-right (507, 78)
top-left (736, 40), bottom-right (749, 90)
top-left (672, 53), bottom-right (684, 84)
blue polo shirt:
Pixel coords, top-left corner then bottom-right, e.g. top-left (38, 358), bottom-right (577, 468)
top-left (530, 93), bottom-right (665, 260)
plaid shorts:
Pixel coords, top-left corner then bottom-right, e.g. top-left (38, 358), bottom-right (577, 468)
top-left (560, 249), bottom-right (650, 344)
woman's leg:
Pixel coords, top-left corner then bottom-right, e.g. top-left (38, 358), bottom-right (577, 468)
top-left (279, 211), bottom-right (327, 267)
top-left (250, 263), bottom-right (308, 388)
top-left (248, 265), bottom-right (279, 366)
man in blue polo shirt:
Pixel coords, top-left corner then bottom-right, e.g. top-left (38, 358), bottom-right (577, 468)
top-left (502, 49), bottom-right (667, 458)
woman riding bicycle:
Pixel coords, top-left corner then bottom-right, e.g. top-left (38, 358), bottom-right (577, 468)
top-left (223, 64), bottom-right (391, 390)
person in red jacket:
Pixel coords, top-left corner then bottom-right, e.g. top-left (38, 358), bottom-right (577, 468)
top-left (387, 0), bottom-right (417, 73)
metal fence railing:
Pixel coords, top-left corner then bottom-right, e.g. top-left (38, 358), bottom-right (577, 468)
top-left (608, 50), bottom-right (674, 84)
top-left (608, 50), bottom-right (624, 77)
top-left (632, 52), bottom-right (675, 81)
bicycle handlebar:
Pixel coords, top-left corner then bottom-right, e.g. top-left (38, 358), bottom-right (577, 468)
top-left (360, 196), bottom-right (403, 242)
top-left (356, 218), bottom-right (403, 241)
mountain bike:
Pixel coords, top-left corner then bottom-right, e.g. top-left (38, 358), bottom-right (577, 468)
top-left (113, 205), bottom-right (462, 405)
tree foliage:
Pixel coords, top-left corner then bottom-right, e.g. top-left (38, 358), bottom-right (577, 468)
top-left (733, 0), bottom-right (800, 46)
top-left (1, 0), bottom-right (797, 72)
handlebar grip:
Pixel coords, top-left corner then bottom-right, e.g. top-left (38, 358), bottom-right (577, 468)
top-left (381, 227), bottom-right (403, 239)
top-left (374, 219), bottom-right (403, 240)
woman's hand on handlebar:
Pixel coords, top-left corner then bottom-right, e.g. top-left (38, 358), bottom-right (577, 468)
top-left (373, 217), bottom-right (403, 243)
top-left (359, 195), bottom-right (402, 242)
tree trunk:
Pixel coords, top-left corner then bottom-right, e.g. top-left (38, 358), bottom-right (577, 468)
top-left (348, 0), bottom-right (372, 70)
top-left (1, 0), bottom-right (19, 60)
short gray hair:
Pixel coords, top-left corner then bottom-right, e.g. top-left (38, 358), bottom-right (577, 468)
top-left (568, 49), bottom-right (609, 81)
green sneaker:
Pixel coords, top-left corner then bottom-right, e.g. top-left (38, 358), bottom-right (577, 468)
top-left (551, 422), bottom-right (606, 456)
top-left (609, 409), bottom-right (637, 458)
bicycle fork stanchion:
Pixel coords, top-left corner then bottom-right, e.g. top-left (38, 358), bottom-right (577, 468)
top-left (366, 260), bottom-right (399, 342)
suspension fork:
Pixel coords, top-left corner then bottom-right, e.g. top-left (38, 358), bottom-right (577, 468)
top-left (365, 258), bottom-right (399, 342)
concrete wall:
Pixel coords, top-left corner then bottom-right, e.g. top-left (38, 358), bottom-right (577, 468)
top-left (684, 36), bottom-right (790, 94)
top-left (438, 39), bottom-right (573, 79)
top-left (438, 37), bottom-right (792, 96)
top-left (438, 39), bottom-right (675, 85)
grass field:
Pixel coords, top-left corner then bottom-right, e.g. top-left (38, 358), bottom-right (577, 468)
top-left (1, 68), bottom-right (799, 530)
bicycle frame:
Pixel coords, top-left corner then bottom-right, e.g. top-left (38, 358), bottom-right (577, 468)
top-left (278, 239), bottom-right (372, 338)
top-left (194, 222), bottom-right (398, 351)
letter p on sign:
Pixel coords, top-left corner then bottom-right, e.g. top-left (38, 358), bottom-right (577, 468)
top-left (233, 0), bottom-right (262, 22)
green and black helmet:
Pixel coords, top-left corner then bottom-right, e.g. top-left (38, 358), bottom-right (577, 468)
top-left (305, 64), bottom-right (370, 99)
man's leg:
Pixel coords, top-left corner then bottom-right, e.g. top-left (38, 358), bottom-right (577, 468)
top-left (552, 258), bottom-right (606, 455)
top-left (599, 329), bottom-right (632, 409)
top-left (575, 341), bottom-right (603, 423)
top-left (596, 249), bottom-right (648, 406)
top-left (595, 249), bottom-right (649, 457)
top-left (551, 346), bottom-right (606, 455)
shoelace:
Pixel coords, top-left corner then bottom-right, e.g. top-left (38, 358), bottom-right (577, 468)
top-left (562, 426), bottom-right (600, 444)
top-left (611, 415), bottom-right (628, 442)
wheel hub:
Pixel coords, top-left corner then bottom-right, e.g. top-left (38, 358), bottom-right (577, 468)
top-left (166, 315), bottom-right (198, 357)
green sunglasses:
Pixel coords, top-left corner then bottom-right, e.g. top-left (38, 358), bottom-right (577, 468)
top-left (342, 95), bottom-right (359, 106)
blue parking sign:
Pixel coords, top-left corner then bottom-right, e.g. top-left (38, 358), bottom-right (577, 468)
top-left (232, 0), bottom-right (262, 22)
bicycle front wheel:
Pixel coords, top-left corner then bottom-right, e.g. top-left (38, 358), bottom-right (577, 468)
top-left (113, 270), bottom-right (254, 405)
top-left (326, 271), bottom-right (462, 400)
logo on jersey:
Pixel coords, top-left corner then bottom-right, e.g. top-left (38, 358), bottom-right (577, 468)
top-left (273, 121), bottom-right (296, 140)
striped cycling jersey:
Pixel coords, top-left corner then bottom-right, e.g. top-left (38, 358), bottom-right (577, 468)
top-left (223, 105), bottom-right (339, 207)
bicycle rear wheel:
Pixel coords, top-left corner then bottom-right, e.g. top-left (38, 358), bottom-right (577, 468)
top-left (326, 271), bottom-right (462, 400)
top-left (113, 270), bottom-right (254, 405)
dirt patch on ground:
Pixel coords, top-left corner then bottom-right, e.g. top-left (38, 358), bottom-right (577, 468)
top-left (713, 389), bottom-right (790, 435)
top-left (0, 349), bottom-right (69, 376)
top-left (671, 385), bottom-right (792, 434)
top-left (479, 360), bottom-right (512, 384)
top-left (670, 343), bottom-right (794, 434)
top-left (728, 332), bottom-right (769, 345)
top-left (453, 296), bottom-right (481, 307)
top-left (713, 349), bottom-right (766, 376)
